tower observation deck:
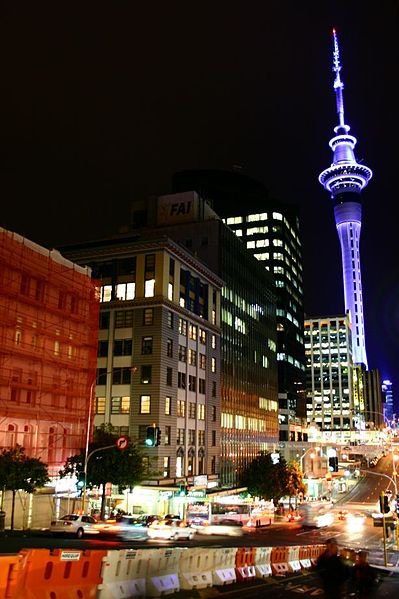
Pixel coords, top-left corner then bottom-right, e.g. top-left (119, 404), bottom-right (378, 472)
top-left (318, 29), bottom-right (372, 369)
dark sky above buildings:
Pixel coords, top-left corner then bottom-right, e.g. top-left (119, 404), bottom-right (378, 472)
top-left (1, 3), bottom-right (398, 399)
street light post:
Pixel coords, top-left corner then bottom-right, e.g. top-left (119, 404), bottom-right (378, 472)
top-left (81, 380), bottom-right (96, 514)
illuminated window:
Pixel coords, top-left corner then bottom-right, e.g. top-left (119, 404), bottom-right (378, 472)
top-left (145, 279), bottom-right (155, 297)
top-left (177, 399), bottom-right (185, 417)
top-left (111, 396), bottom-right (130, 414)
top-left (165, 396), bottom-right (171, 415)
top-left (163, 456), bottom-right (170, 478)
top-left (179, 318), bottom-right (187, 335)
top-left (198, 404), bottom-right (205, 420)
top-left (139, 395), bottom-right (151, 414)
top-left (226, 216), bottom-right (243, 225)
top-left (168, 282), bottom-right (173, 301)
top-left (211, 357), bottom-right (216, 373)
top-left (101, 285), bottom-right (112, 302)
top-left (95, 397), bottom-right (106, 414)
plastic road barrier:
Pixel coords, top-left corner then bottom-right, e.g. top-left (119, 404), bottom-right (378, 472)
top-left (97, 549), bottom-right (148, 598)
top-left (270, 546), bottom-right (289, 576)
top-left (235, 547), bottom-right (256, 582)
top-left (254, 546), bottom-right (272, 578)
top-left (146, 548), bottom-right (182, 597)
top-left (19, 548), bottom-right (106, 599)
top-left (178, 548), bottom-right (213, 590)
top-left (287, 545), bottom-right (302, 572)
top-left (298, 545), bottom-right (312, 569)
top-left (211, 547), bottom-right (237, 585)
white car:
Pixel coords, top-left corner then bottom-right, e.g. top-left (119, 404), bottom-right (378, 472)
top-left (196, 522), bottom-right (244, 537)
top-left (50, 514), bottom-right (100, 538)
top-left (96, 515), bottom-right (149, 539)
top-left (147, 519), bottom-right (196, 540)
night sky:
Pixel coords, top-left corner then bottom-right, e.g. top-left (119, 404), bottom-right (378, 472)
top-left (1, 4), bottom-right (398, 402)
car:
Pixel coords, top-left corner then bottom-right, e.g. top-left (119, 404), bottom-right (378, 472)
top-left (147, 519), bottom-right (196, 540)
top-left (96, 515), bottom-right (149, 539)
top-left (287, 511), bottom-right (302, 522)
top-left (196, 521), bottom-right (245, 537)
top-left (137, 514), bottom-right (162, 527)
top-left (50, 514), bottom-right (100, 539)
top-left (346, 512), bottom-right (367, 529)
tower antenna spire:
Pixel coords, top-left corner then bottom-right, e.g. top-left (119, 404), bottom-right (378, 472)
top-left (332, 28), bottom-right (347, 131)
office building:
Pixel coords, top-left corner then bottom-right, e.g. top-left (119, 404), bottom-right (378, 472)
top-left (304, 314), bottom-right (359, 444)
top-left (60, 233), bottom-right (223, 497)
top-left (0, 227), bottom-right (99, 477)
top-left (172, 170), bottom-right (306, 443)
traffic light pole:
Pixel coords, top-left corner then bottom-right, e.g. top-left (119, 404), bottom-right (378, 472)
top-left (81, 444), bottom-right (115, 514)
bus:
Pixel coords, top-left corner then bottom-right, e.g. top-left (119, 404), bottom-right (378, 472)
top-left (186, 497), bottom-right (274, 527)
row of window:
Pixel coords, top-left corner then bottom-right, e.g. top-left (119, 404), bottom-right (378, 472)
top-left (99, 334), bottom-right (217, 362)
top-left (95, 395), bottom-right (218, 420)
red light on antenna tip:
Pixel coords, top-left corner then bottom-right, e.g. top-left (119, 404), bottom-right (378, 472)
top-left (332, 28), bottom-right (336, 34)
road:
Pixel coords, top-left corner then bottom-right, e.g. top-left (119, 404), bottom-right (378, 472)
top-left (2, 458), bottom-right (397, 557)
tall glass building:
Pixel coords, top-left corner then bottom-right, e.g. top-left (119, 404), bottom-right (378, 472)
top-left (172, 170), bottom-right (306, 443)
top-left (304, 314), bottom-right (358, 443)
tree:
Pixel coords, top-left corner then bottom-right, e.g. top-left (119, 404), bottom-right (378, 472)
top-left (60, 425), bottom-right (146, 519)
top-left (239, 452), bottom-right (290, 503)
top-left (286, 461), bottom-right (307, 509)
top-left (0, 445), bottom-right (49, 530)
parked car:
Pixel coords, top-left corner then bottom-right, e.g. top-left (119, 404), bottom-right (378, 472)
top-left (95, 515), bottom-right (149, 539)
top-left (50, 514), bottom-right (100, 539)
top-left (147, 519), bottom-right (196, 540)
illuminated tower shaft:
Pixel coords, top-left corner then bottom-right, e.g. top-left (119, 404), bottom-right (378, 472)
top-left (319, 30), bottom-right (372, 368)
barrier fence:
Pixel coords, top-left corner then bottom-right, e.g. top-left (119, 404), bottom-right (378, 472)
top-left (0, 543), bottom-right (353, 598)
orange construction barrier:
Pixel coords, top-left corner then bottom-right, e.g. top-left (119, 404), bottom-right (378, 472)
top-left (235, 547), bottom-right (256, 582)
top-left (309, 544), bottom-right (325, 566)
top-left (270, 546), bottom-right (289, 576)
top-left (0, 553), bottom-right (26, 599)
top-left (19, 548), bottom-right (107, 598)
top-left (298, 545), bottom-right (312, 569)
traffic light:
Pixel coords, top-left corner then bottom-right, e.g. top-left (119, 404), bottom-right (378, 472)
top-left (145, 426), bottom-right (161, 447)
top-left (155, 427), bottom-right (161, 447)
top-left (76, 472), bottom-right (85, 489)
top-left (178, 484), bottom-right (188, 497)
top-left (328, 457), bottom-right (338, 472)
top-left (379, 493), bottom-right (390, 514)
top-left (145, 426), bottom-right (156, 446)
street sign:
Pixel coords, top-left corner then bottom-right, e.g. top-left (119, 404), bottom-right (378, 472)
top-left (115, 435), bottom-right (129, 450)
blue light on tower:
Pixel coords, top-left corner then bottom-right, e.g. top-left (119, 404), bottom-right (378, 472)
top-left (319, 29), bottom-right (372, 368)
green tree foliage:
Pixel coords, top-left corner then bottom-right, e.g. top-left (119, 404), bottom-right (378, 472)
top-left (0, 445), bottom-right (49, 530)
top-left (239, 452), bottom-right (290, 503)
top-left (60, 425), bottom-right (146, 519)
top-left (286, 460), bottom-right (307, 508)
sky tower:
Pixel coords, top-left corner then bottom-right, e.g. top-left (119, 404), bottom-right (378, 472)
top-left (319, 29), bottom-right (372, 369)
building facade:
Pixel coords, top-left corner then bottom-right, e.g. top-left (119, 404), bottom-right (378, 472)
top-left (304, 314), bottom-right (359, 444)
top-left (172, 170), bottom-right (306, 443)
top-left (134, 192), bottom-right (280, 486)
top-left (61, 235), bottom-right (223, 489)
top-left (0, 228), bottom-right (99, 477)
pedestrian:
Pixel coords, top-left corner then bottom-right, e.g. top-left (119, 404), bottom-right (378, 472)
top-left (315, 538), bottom-right (349, 599)
top-left (351, 550), bottom-right (378, 598)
